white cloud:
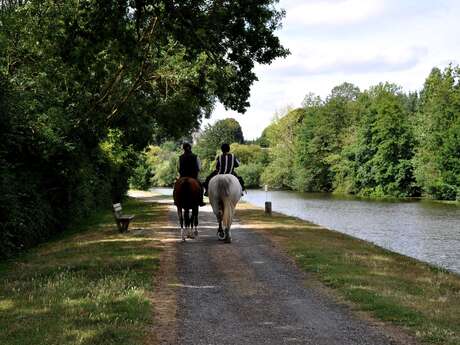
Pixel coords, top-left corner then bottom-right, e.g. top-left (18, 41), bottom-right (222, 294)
top-left (268, 46), bottom-right (428, 77)
top-left (203, 0), bottom-right (460, 140)
top-left (286, 0), bottom-right (385, 26)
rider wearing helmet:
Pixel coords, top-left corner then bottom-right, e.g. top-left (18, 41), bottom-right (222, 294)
top-left (178, 142), bottom-right (205, 206)
top-left (203, 143), bottom-right (246, 196)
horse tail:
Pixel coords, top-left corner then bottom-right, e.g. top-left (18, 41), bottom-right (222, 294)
top-left (221, 196), bottom-right (233, 230)
top-left (216, 175), bottom-right (230, 197)
top-left (217, 177), bottom-right (230, 227)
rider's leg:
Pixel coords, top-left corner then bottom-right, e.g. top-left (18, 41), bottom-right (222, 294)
top-left (204, 171), bottom-right (217, 196)
top-left (233, 173), bottom-right (246, 194)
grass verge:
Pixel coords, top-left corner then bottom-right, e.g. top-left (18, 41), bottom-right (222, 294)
top-left (237, 203), bottom-right (460, 345)
top-left (0, 197), bottom-right (168, 345)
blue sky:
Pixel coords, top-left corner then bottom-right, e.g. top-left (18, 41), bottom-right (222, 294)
top-left (203, 0), bottom-right (460, 140)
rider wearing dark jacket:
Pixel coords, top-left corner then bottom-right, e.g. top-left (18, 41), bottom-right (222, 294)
top-left (178, 142), bottom-right (205, 206)
top-left (204, 143), bottom-right (246, 196)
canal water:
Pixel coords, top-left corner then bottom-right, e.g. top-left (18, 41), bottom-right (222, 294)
top-left (151, 188), bottom-right (460, 274)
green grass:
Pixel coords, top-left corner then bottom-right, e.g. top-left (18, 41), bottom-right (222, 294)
top-left (0, 198), bottom-right (167, 345)
top-left (237, 204), bottom-right (460, 345)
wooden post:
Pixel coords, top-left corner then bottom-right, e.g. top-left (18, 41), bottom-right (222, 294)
top-left (265, 201), bottom-right (272, 215)
top-left (264, 184), bottom-right (272, 215)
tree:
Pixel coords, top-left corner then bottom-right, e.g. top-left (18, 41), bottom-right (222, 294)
top-left (414, 66), bottom-right (460, 200)
top-left (294, 85), bottom-right (360, 192)
top-left (195, 118), bottom-right (245, 161)
top-left (261, 108), bottom-right (305, 189)
top-left (351, 83), bottom-right (417, 197)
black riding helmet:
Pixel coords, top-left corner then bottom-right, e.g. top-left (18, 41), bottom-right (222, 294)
top-left (182, 142), bottom-right (192, 151)
top-left (221, 143), bottom-right (230, 153)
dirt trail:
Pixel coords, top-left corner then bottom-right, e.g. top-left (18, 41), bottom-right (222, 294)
top-left (149, 195), bottom-right (417, 345)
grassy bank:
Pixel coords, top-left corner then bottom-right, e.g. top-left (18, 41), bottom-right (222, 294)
top-left (0, 197), bottom-right (168, 345)
top-left (237, 203), bottom-right (460, 345)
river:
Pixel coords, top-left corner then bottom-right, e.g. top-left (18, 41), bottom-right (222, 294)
top-left (151, 188), bottom-right (460, 274)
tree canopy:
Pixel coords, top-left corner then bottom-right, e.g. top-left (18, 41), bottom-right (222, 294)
top-left (257, 68), bottom-right (459, 200)
top-left (195, 118), bottom-right (245, 160)
top-left (0, 0), bottom-right (288, 257)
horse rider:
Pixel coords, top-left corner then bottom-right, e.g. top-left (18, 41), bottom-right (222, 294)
top-left (203, 143), bottom-right (246, 196)
top-left (178, 142), bottom-right (205, 206)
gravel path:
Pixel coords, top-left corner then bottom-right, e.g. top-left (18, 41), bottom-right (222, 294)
top-left (165, 202), bottom-right (414, 345)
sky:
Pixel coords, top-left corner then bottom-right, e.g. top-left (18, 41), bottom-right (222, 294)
top-left (201, 0), bottom-right (460, 140)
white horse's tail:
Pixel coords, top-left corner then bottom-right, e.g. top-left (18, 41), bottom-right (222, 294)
top-left (222, 196), bottom-right (233, 230)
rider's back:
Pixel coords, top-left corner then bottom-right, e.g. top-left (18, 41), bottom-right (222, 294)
top-left (179, 151), bottom-right (199, 179)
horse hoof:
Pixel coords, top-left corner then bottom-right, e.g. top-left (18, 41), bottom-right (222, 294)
top-left (217, 230), bottom-right (225, 241)
top-left (194, 230), bottom-right (198, 237)
top-left (224, 237), bottom-right (232, 244)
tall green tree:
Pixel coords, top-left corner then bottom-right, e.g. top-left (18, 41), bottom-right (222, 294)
top-left (294, 84), bottom-right (359, 192)
top-left (414, 66), bottom-right (460, 200)
top-left (351, 83), bottom-right (417, 197)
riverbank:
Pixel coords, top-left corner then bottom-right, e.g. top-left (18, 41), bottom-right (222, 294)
top-left (0, 197), bottom-right (168, 345)
top-left (236, 202), bottom-right (460, 345)
top-left (240, 188), bottom-right (460, 274)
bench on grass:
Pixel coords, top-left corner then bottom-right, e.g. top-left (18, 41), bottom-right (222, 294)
top-left (112, 203), bottom-right (135, 232)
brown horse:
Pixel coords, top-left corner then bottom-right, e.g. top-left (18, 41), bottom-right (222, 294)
top-left (173, 177), bottom-right (201, 241)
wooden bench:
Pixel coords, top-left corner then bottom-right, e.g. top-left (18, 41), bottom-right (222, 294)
top-left (112, 203), bottom-right (135, 232)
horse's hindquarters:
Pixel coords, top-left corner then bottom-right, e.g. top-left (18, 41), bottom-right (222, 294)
top-left (174, 177), bottom-right (201, 242)
top-left (208, 175), bottom-right (241, 243)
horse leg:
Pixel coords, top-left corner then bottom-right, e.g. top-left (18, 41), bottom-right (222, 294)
top-left (177, 207), bottom-right (185, 242)
top-left (217, 214), bottom-right (225, 241)
top-left (191, 206), bottom-right (198, 238)
top-left (184, 209), bottom-right (192, 238)
top-left (224, 226), bottom-right (232, 243)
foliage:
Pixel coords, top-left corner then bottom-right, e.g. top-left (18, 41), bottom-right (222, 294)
top-left (145, 142), bottom-right (179, 187)
top-left (236, 163), bottom-right (265, 188)
top-left (231, 143), bottom-right (269, 165)
top-left (348, 84), bottom-right (417, 197)
top-left (129, 152), bottom-right (154, 190)
top-left (258, 71), bottom-right (459, 200)
top-left (260, 108), bottom-right (305, 189)
top-left (231, 143), bottom-right (269, 187)
top-left (414, 66), bottom-right (460, 200)
top-left (195, 118), bottom-right (245, 161)
top-left (0, 1), bottom-right (288, 256)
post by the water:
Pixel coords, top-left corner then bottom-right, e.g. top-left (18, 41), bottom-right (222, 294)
top-left (264, 185), bottom-right (272, 216)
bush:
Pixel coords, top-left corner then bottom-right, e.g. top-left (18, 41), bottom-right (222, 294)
top-left (236, 163), bottom-right (264, 188)
top-left (129, 153), bottom-right (154, 190)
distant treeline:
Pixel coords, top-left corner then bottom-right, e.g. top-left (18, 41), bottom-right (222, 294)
top-left (261, 67), bottom-right (459, 200)
top-left (137, 66), bottom-right (459, 202)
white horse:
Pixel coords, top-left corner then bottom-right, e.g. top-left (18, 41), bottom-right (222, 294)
top-left (208, 174), bottom-right (242, 243)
